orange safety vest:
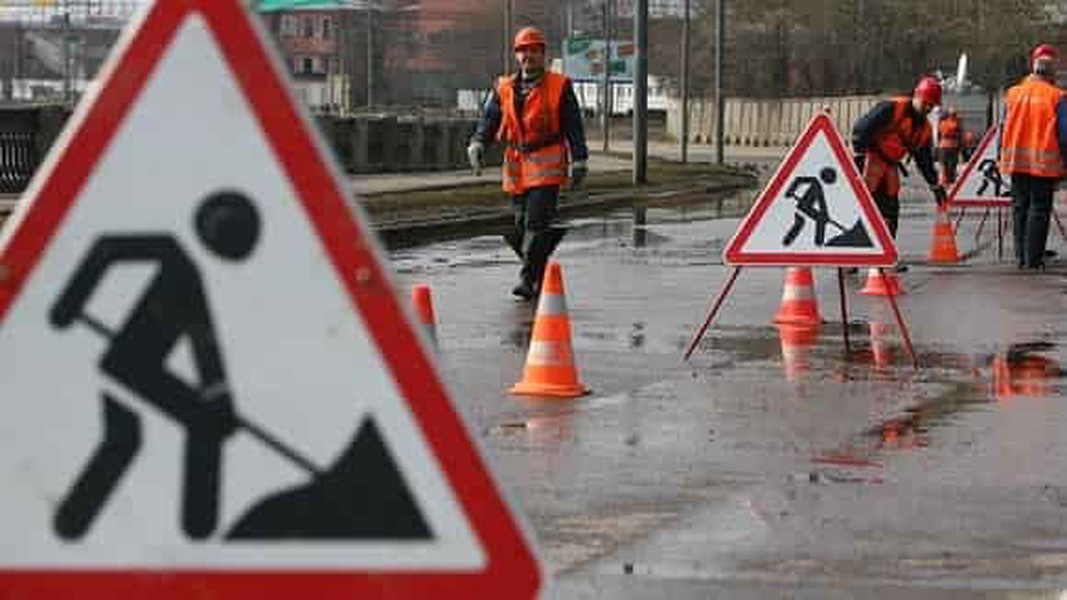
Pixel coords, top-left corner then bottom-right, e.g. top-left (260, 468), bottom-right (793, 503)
top-left (999, 75), bottom-right (1065, 178)
top-left (873, 97), bottom-right (933, 163)
top-left (938, 116), bottom-right (961, 149)
top-left (496, 71), bottom-right (569, 195)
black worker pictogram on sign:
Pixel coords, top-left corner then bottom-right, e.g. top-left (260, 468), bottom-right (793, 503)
top-left (725, 113), bottom-right (898, 267)
top-left (781, 167), bottom-right (874, 249)
top-left (0, 1), bottom-right (541, 598)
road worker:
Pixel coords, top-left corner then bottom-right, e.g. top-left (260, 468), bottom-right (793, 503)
top-left (852, 76), bottom-right (947, 271)
top-left (937, 107), bottom-right (963, 185)
top-left (998, 43), bottom-right (1067, 269)
top-left (467, 26), bottom-right (589, 300)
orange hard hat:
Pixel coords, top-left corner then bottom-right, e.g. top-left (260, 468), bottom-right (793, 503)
top-left (914, 76), bottom-right (942, 107)
top-left (513, 27), bottom-right (547, 51)
top-left (1031, 43), bottom-right (1058, 64)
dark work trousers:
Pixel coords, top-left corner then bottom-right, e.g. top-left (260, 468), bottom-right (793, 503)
top-left (873, 191), bottom-right (899, 238)
top-left (862, 154), bottom-right (900, 238)
top-left (1010, 173), bottom-right (1056, 268)
top-left (511, 186), bottom-right (560, 290)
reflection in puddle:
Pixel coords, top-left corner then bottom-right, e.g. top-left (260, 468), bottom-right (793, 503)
top-left (811, 341), bottom-right (1063, 475)
top-left (776, 324), bottom-right (820, 382)
top-left (992, 343), bottom-right (1064, 400)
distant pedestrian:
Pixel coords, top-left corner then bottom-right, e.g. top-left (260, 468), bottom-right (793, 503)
top-left (852, 76), bottom-right (947, 271)
top-left (466, 26), bottom-right (589, 300)
top-left (937, 107), bottom-right (963, 185)
top-left (998, 43), bottom-right (1067, 269)
top-left (962, 130), bottom-right (977, 162)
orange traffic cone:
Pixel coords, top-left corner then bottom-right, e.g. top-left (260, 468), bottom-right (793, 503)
top-left (510, 262), bottom-right (589, 398)
top-left (928, 205), bottom-right (960, 264)
top-left (777, 323), bottom-right (819, 382)
top-left (411, 284), bottom-right (437, 349)
top-left (773, 267), bottom-right (822, 326)
top-left (860, 268), bottom-right (903, 296)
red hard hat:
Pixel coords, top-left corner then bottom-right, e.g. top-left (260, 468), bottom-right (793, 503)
top-left (513, 27), bottom-right (547, 51)
top-left (914, 76), bottom-right (942, 107)
top-left (1031, 43), bottom-right (1058, 64)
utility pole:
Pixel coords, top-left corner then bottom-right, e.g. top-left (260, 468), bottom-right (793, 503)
top-left (633, 0), bottom-right (647, 184)
top-left (503, 0), bottom-right (513, 75)
top-left (680, 0), bottom-right (690, 163)
top-left (365, 6), bottom-right (373, 108)
top-left (714, 0), bottom-right (725, 165)
top-left (63, 0), bottom-right (73, 105)
top-left (601, 0), bottom-right (611, 152)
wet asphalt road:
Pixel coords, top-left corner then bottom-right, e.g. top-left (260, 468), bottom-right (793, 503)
top-left (390, 184), bottom-right (1067, 599)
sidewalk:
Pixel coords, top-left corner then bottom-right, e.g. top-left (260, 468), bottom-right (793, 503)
top-left (352, 143), bottom-right (783, 197)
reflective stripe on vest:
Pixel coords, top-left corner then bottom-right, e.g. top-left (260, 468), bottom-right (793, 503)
top-left (875, 97), bottom-right (932, 163)
top-left (999, 75), bottom-right (1065, 178)
top-left (496, 72), bottom-right (569, 195)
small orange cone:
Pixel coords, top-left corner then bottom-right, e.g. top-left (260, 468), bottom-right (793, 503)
top-left (777, 324), bottom-right (819, 382)
top-left (411, 284), bottom-right (437, 349)
top-left (510, 262), bottom-right (589, 398)
top-left (773, 267), bottom-right (822, 326)
top-left (928, 205), bottom-right (960, 264)
top-left (860, 268), bottom-right (903, 296)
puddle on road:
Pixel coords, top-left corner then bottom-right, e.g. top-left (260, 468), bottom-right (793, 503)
top-left (690, 318), bottom-right (1067, 479)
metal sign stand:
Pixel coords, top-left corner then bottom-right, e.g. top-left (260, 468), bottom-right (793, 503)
top-left (682, 266), bottom-right (918, 368)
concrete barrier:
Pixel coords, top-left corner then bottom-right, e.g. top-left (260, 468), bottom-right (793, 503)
top-left (667, 95), bottom-right (882, 150)
top-left (329, 114), bottom-right (484, 174)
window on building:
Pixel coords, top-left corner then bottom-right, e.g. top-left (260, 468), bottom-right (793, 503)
top-left (302, 16), bottom-right (314, 38)
top-left (302, 57), bottom-right (314, 74)
top-left (280, 15), bottom-right (297, 35)
top-left (322, 17), bottom-right (333, 40)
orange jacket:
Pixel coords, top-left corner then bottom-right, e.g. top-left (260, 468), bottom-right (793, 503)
top-left (999, 75), bottom-right (1065, 178)
top-left (496, 72), bottom-right (569, 194)
top-left (938, 116), bottom-right (961, 149)
top-left (873, 97), bottom-right (933, 163)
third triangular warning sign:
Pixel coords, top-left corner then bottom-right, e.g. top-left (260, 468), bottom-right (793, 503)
top-left (947, 125), bottom-right (1012, 207)
top-left (724, 113), bottom-right (898, 267)
top-left (0, 1), bottom-right (541, 598)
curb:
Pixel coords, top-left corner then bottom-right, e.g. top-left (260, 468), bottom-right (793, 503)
top-left (374, 175), bottom-right (755, 245)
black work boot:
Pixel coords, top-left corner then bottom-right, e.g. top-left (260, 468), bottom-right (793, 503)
top-left (511, 280), bottom-right (537, 300)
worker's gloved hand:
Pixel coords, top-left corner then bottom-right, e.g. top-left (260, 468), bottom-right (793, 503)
top-left (466, 140), bottom-right (484, 176)
top-left (931, 183), bottom-right (947, 207)
top-left (853, 153), bottom-right (866, 172)
top-left (570, 160), bottom-right (588, 188)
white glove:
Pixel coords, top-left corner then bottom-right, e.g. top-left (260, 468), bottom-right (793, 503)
top-left (466, 140), bottom-right (484, 176)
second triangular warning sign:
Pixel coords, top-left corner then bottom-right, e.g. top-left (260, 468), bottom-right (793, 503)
top-left (947, 125), bottom-right (1012, 207)
top-left (724, 113), bottom-right (898, 266)
top-left (0, 1), bottom-right (541, 598)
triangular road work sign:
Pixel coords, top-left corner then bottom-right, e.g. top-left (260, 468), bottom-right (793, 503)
top-left (947, 126), bottom-right (1012, 207)
top-left (0, 1), bottom-right (541, 598)
top-left (724, 113), bottom-right (898, 266)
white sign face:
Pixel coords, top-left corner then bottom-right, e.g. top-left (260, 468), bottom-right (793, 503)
top-left (0, 13), bottom-right (484, 571)
top-left (948, 126), bottom-right (1012, 207)
top-left (724, 114), bottom-right (898, 267)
